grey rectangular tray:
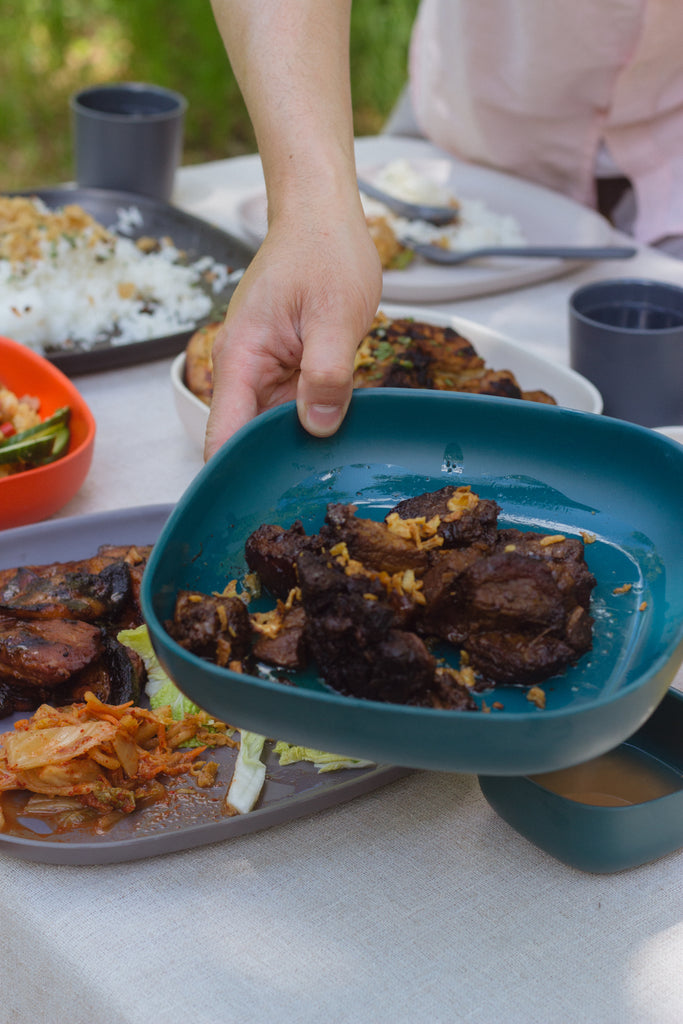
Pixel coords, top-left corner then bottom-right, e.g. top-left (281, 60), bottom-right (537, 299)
top-left (0, 505), bottom-right (406, 865)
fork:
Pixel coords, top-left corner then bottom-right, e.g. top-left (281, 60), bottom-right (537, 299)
top-left (400, 238), bottom-right (638, 265)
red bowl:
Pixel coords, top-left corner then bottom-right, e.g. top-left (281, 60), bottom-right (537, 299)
top-left (0, 336), bottom-right (96, 529)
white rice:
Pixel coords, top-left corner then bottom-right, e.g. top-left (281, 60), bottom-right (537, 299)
top-left (0, 199), bottom-right (239, 353)
top-left (362, 158), bottom-right (526, 253)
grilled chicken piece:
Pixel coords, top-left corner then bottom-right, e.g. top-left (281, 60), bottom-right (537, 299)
top-left (184, 323), bottom-right (219, 407)
top-left (65, 635), bottom-right (144, 706)
top-left (352, 312), bottom-right (556, 405)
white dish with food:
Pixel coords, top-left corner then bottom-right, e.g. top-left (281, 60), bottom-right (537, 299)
top-left (171, 305), bottom-right (603, 449)
top-left (236, 157), bottom-right (623, 303)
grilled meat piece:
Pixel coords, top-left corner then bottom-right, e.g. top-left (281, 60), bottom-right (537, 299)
top-left (183, 323), bottom-right (218, 407)
top-left (389, 485), bottom-right (500, 549)
top-left (66, 635), bottom-right (144, 706)
top-left (166, 590), bottom-right (252, 666)
top-left (0, 561), bottom-right (132, 623)
top-left (463, 630), bottom-right (579, 687)
top-left (0, 617), bottom-right (103, 688)
top-left (0, 632), bottom-right (144, 715)
top-left (251, 601), bottom-right (308, 670)
top-left (421, 549), bottom-right (594, 685)
top-left (353, 314), bottom-right (556, 404)
top-left (245, 520), bottom-right (324, 599)
top-left (320, 503), bottom-right (432, 576)
top-left (297, 550), bottom-right (438, 704)
top-left (494, 529), bottom-right (596, 610)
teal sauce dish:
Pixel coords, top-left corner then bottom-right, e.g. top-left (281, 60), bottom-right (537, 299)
top-left (141, 389), bottom-right (683, 775)
top-left (478, 687), bottom-right (683, 873)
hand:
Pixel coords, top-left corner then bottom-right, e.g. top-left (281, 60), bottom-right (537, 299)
top-left (203, 200), bottom-right (382, 460)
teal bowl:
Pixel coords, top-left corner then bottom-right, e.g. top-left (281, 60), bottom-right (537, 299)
top-left (478, 687), bottom-right (683, 872)
top-left (141, 389), bottom-right (683, 775)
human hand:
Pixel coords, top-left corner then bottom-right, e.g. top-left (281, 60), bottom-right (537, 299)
top-left (203, 200), bottom-right (382, 461)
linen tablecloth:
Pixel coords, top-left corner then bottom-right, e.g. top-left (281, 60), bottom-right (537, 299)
top-left (1, 137), bottom-right (681, 1024)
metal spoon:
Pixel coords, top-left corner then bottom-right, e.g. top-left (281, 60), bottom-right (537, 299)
top-left (400, 238), bottom-right (638, 265)
top-left (357, 177), bottom-right (459, 226)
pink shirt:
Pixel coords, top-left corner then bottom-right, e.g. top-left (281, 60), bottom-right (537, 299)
top-left (409, 0), bottom-right (683, 243)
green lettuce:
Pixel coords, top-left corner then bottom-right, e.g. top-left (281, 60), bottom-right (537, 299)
top-left (226, 731), bottom-right (267, 814)
top-left (273, 741), bottom-right (374, 773)
top-left (117, 624), bottom-right (202, 720)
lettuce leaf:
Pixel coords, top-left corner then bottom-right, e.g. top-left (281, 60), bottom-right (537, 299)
top-left (225, 731), bottom-right (267, 814)
top-left (273, 741), bottom-right (374, 773)
top-left (117, 624), bottom-right (202, 720)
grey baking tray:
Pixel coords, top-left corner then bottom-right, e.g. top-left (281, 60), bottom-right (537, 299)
top-left (7, 186), bottom-right (255, 376)
top-left (0, 505), bottom-right (406, 865)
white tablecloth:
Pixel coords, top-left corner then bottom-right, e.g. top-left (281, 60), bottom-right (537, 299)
top-left (2, 137), bottom-right (682, 1024)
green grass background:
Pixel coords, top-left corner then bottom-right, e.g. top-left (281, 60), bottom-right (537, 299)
top-left (0, 0), bottom-right (419, 192)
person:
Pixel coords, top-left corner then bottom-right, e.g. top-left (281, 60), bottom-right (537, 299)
top-left (205, 0), bottom-right (381, 461)
top-left (206, 0), bottom-right (683, 460)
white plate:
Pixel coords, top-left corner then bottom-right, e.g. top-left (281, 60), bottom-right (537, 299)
top-left (235, 157), bottom-right (621, 303)
top-left (655, 425), bottom-right (683, 445)
top-left (171, 305), bottom-right (602, 448)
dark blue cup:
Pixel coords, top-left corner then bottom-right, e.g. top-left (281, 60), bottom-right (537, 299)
top-left (71, 82), bottom-right (187, 202)
top-left (569, 278), bottom-right (683, 427)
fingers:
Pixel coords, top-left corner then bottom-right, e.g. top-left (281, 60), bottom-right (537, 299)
top-left (296, 326), bottom-right (357, 436)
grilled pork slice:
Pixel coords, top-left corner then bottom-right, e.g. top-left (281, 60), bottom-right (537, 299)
top-left (0, 617), bottom-right (103, 688)
top-left (0, 631), bottom-right (145, 716)
top-left (0, 561), bottom-right (132, 623)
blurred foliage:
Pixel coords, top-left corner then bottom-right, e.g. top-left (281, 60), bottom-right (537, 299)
top-left (0, 0), bottom-right (419, 191)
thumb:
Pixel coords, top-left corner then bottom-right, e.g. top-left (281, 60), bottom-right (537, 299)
top-left (296, 326), bottom-right (357, 437)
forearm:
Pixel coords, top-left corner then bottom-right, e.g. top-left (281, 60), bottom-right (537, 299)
top-left (210, 0), bottom-right (359, 217)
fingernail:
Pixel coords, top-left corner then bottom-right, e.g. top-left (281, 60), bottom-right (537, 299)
top-left (304, 403), bottom-right (344, 435)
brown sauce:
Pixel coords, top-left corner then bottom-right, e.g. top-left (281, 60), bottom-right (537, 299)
top-left (530, 745), bottom-right (683, 806)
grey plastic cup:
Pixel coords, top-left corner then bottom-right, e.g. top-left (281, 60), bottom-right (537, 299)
top-left (70, 82), bottom-right (187, 202)
top-left (569, 278), bottom-right (683, 427)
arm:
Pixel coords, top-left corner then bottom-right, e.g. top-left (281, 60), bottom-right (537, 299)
top-left (205, 0), bottom-right (382, 458)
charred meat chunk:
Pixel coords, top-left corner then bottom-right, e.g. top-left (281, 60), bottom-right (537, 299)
top-left (422, 549), bottom-right (594, 685)
top-left (320, 503), bottom-right (433, 576)
top-left (245, 520), bottom-right (323, 599)
top-left (166, 590), bottom-right (252, 667)
top-left (0, 561), bottom-right (132, 623)
top-left (494, 529), bottom-right (596, 610)
top-left (463, 630), bottom-right (579, 687)
top-left (251, 601), bottom-right (308, 671)
top-left (297, 551), bottom-right (438, 705)
top-left (388, 485), bottom-right (500, 550)
top-left (65, 634), bottom-right (145, 706)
